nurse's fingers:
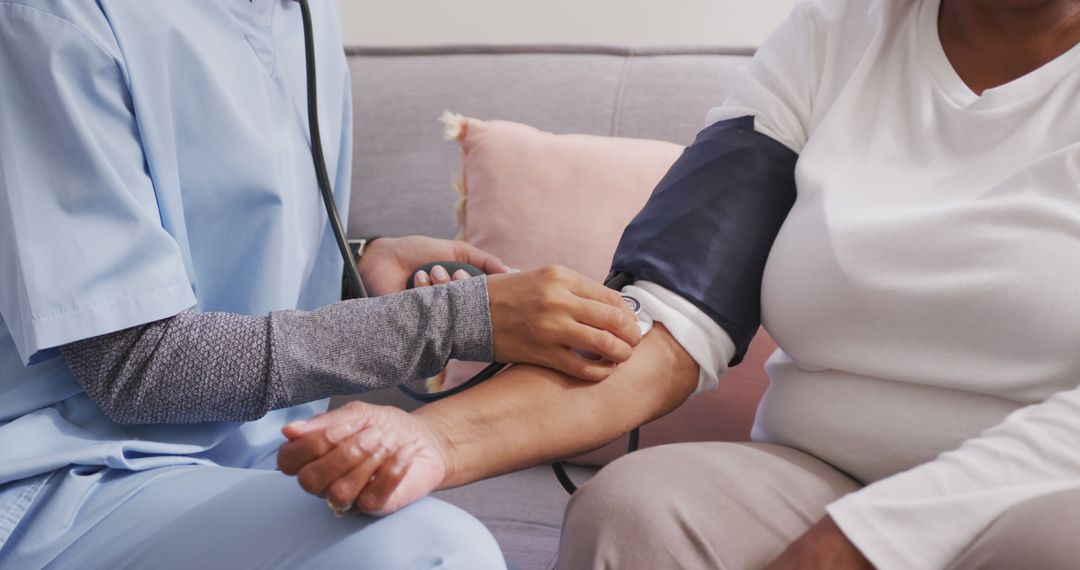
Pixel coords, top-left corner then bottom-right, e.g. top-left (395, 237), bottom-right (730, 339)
top-left (453, 241), bottom-right (510, 275)
top-left (356, 443), bottom-right (418, 515)
top-left (297, 428), bottom-right (394, 499)
top-left (564, 322), bottom-right (633, 364)
top-left (413, 270), bottom-right (432, 287)
top-left (572, 300), bottom-right (642, 350)
top-left (546, 349), bottom-right (618, 383)
top-left (565, 271), bottom-right (627, 309)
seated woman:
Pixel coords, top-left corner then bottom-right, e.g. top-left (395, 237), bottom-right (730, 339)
top-left (280, 0), bottom-right (1080, 568)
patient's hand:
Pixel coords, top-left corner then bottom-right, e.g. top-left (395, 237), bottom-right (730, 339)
top-left (278, 401), bottom-right (445, 515)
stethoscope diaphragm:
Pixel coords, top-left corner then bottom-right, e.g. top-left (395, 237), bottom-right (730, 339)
top-left (621, 295), bottom-right (653, 336)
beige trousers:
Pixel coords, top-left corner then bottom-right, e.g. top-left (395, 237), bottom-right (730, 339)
top-left (557, 442), bottom-right (1080, 570)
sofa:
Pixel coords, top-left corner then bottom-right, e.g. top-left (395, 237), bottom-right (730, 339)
top-left (338, 44), bottom-right (757, 570)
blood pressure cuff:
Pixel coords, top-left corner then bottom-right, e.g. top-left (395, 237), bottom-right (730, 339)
top-left (610, 116), bottom-right (798, 366)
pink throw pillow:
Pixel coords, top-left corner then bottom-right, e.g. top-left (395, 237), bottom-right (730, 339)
top-left (439, 113), bottom-right (775, 466)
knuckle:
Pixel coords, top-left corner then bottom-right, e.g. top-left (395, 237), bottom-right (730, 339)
top-left (276, 451), bottom-right (297, 474)
top-left (351, 434), bottom-right (375, 455)
top-left (359, 492), bottom-right (382, 512)
top-left (327, 482), bottom-right (354, 507)
top-left (310, 436), bottom-right (333, 454)
top-left (609, 307), bottom-right (630, 329)
top-left (541, 264), bottom-right (567, 281)
top-left (594, 332), bottom-right (616, 354)
top-left (297, 468), bottom-right (323, 494)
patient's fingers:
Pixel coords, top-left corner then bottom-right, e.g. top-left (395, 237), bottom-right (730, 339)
top-left (278, 430), bottom-right (336, 475)
top-left (297, 428), bottom-right (394, 499)
top-left (356, 443), bottom-right (418, 515)
top-left (413, 270), bottom-right (432, 287)
top-left (323, 436), bottom-right (398, 510)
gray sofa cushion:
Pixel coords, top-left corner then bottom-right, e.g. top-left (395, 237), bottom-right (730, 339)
top-left (340, 45), bottom-right (754, 570)
top-left (347, 45), bottom-right (753, 241)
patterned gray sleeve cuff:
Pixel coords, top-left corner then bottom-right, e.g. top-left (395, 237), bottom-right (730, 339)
top-left (61, 276), bottom-right (496, 425)
top-left (270, 276), bottom-right (496, 404)
top-left (447, 275), bottom-right (495, 363)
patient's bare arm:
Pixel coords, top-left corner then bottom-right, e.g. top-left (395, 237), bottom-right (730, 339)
top-left (424, 323), bottom-right (697, 486)
top-left (278, 324), bottom-right (698, 514)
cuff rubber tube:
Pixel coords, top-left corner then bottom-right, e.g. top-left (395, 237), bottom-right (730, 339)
top-left (610, 116), bottom-right (798, 366)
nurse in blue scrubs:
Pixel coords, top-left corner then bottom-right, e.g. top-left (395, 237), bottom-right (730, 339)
top-left (0, 2), bottom-right (643, 568)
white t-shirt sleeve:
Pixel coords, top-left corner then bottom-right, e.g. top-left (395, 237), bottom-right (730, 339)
top-left (622, 282), bottom-right (735, 394)
top-left (615, 3), bottom-right (835, 393)
top-left (827, 385), bottom-right (1080, 569)
top-left (706, 0), bottom-right (830, 153)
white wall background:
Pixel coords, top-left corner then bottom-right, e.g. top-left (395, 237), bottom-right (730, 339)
top-left (338, 1), bottom-right (797, 47)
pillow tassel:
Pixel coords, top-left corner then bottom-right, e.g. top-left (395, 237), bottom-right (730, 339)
top-left (439, 110), bottom-right (468, 141)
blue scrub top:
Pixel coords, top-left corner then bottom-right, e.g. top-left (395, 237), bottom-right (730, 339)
top-left (0, 0), bottom-right (353, 548)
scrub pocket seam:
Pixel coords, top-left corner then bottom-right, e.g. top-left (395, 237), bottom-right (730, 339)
top-left (0, 473), bottom-right (51, 554)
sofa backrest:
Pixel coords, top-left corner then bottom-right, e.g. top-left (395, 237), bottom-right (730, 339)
top-left (345, 45), bottom-right (755, 241)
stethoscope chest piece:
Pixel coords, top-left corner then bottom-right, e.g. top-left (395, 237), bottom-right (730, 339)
top-left (621, 295), bottom-right (653, 336)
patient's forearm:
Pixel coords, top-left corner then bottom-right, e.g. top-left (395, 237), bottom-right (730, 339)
top-left (416, 324), bottom-right (699, 488)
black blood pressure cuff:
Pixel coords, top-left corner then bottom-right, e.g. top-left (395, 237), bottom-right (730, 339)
top-left (610, 116), bottom-right (798, 366)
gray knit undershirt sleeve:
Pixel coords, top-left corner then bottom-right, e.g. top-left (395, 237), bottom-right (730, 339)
top-left (59, 277), bottom-right (493, 425)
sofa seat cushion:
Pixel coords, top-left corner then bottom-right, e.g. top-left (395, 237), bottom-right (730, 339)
top-left (434, 464), bottom-right (597, 570)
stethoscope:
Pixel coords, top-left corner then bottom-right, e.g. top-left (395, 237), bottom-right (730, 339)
top-left (296, 0), bottom-right (641, 495)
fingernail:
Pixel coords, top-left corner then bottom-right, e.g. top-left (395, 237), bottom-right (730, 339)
top-left (431, 265), bottom-right (450, 282)
top-left (284, 420), bottom-right (307, 431)
top-left (414, 270), bottom-right (430, 285)
top-left (326, 423), bottom-right (357, 444)
top-left (452, 269), bottom-right (471, 281)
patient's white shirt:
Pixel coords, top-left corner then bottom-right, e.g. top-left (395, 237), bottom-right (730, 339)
top-left (636, 0), bottom-right (1080, 567)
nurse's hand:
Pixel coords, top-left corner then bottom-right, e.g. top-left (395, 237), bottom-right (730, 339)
top-left (487, 266), bottom-right (642, 381)
top-left (358, 236), bottom-right (510, 296)
top-left (278, 401), bottom-right (442, 516)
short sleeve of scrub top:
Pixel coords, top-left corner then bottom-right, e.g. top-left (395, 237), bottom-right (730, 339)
top-left (0, 4), bottom-right (196, 366)
top-left (0, 1), bottom-right (351, 551)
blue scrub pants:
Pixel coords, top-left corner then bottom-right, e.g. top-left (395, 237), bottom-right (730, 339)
top-left (0, 461), bottom-right (506, 569)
